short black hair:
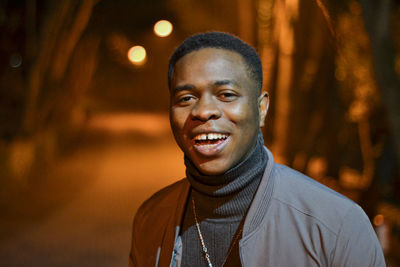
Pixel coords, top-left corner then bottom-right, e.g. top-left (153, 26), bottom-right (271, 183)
top-left (168, 31), bottom-right (263, 93)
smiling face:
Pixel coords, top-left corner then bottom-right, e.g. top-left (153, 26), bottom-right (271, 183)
top-left (169, 48), bottom-right (268, 175)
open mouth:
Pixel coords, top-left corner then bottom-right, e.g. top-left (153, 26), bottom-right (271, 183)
top-left (193, 133), bottom-right (229, 146)
top-left (192, 133), bottom-right (230, 156)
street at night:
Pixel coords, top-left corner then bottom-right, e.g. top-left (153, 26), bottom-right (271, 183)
top-left (0, 113), bottom-right (184, 266)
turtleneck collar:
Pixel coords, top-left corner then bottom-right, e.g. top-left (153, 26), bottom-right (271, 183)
top-left (184, 132), bottom-right (268, 220)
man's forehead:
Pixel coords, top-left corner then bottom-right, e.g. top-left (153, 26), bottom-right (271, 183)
top-left (170, 47), bottom-right (259, 96)
top-left (173, 48), bottom-right (249, 80)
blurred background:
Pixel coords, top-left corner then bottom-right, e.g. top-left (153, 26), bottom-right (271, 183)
top-left (0, 0), bottom-right (399, 266)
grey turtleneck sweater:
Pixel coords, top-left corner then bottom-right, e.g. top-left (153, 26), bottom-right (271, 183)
top-left (180, 134), bottom-right (268, 267)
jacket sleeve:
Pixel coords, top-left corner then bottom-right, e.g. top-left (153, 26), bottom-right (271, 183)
top-left (129, 203), bottom-right (161, 267)
top-left (129, 205), bottom-right (142, 267)
top-left (128, 179), bottom-right (189, 267)
top-left (331, 204), bottom-right (386, 267)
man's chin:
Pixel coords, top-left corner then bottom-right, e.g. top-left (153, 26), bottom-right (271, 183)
top-left (194, 159), bottom-right (230, 176)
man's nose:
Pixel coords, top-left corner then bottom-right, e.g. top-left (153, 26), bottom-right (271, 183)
top-left (191, 95), bottom-right (222, 121)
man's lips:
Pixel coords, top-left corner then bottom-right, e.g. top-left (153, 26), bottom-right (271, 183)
top-left (191, 132), bottom-right (230, 156)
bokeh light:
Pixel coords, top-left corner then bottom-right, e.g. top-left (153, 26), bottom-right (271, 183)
top-left (373, 214), bottom-right (384, 226)
top-left (127, 45), bottom-right (146, 65)
top-left (153, 20), bottom-right (173, 37)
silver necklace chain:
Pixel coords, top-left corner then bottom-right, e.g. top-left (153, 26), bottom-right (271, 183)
top-left (191, 198), bottom-right (243, 267)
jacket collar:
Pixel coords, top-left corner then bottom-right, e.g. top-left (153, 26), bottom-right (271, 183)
top-left (242, 147), bottom-right (275, 236)
top-left (159, 146), bottom-right (275, 266)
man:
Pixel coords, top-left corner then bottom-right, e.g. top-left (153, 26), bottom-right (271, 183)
top-left (130, 32), bottom-right (385, 267)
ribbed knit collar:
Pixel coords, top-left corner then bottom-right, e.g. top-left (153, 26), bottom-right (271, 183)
top-left (184, 132), bottom-right (268, 220)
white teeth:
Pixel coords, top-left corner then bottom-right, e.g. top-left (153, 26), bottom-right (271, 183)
top-left (194, 133), bottom-right (228, 141)
top-left (198, 134), bottom-right (207, 140)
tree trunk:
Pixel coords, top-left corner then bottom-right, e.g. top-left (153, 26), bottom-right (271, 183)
top-left (359, 0), bottom-right (400, 165)
top-left (22, 0), bottom-right (96, 135)
top-left (270, 0), bottom-right (298, 164)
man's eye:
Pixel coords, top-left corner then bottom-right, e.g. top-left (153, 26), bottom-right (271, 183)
top-left (178, 95), bottom-right (195, 104)
top-left (219, 92), bottom-right (238, 101)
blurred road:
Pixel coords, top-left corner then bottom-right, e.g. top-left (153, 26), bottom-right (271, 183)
top-left (0, 113), bottom-right (184, 267)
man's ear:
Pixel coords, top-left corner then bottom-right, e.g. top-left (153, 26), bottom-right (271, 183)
top-left (258, 91), bottom-right (269, 128)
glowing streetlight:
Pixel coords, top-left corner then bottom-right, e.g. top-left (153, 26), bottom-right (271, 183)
top-left (154, 20), bottom-right (173, 37)
top-left (127, 45), bottom-right (146, 65)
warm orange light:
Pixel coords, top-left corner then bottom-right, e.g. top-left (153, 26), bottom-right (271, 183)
top-left (153, 20), bottom-right (173, 37)
top-left (373, 214), bottom-right (384, 226)
top-left (127, 46), bottom-right (146, 65)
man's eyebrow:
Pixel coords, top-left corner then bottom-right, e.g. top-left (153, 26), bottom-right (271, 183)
top-left (213, 79), bottom-right (238, 87)
top-left (172, 84), bottom-right (195, 94)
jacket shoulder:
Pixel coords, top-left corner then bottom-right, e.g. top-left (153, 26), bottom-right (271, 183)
top-left (130, 179), bottom-right (189, 266)
top-left (272, 164), bottom-right (358, 234)
top-left (135, 178), bottom-right (189, 221)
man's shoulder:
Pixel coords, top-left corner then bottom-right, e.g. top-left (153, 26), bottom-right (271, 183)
top-left (273, 163), bottom-right (349, 202)
top-left (137, 178), bottom-right (189, 213)
top-left (271, 163), bottom-right (360, 234)
top-left (134, 178), bottom-right (189, 221)
top-left (131, 179), bottom-right (190, 265)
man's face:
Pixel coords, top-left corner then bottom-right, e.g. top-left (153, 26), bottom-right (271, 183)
top-left (169, 48), bottom-right (268, 175)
